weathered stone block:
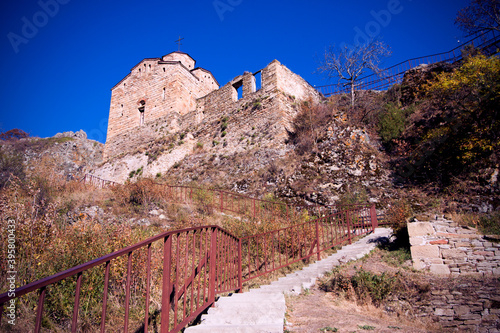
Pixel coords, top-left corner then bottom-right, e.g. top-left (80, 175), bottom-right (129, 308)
top-left (458, 313), bottom-right (482, 320)
top-left (474, 251), bottom-right (495, 256)
top-left (454, 305), bottom-right (471, 316)
top-left (430, 264), bottom-right (451, 275)
top-left (442, 249), bottom-right (466, 259)
top-left (411, 245), bottom-right (441, 259)
top-left (409, 236), bottom-right (425, 246)
top-left (435, 308), bottom-right (454, 316)
top-left (408, 222), bottom-right (435, 236)
top-left (430, 239), bottom-right (448, 245)
top-left (437, 232), bottom-right (480, 239)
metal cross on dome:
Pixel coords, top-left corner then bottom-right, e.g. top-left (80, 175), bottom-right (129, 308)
top-left (175, 36), bottom-right (184, 51)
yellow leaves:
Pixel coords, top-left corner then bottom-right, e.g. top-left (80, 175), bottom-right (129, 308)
top-left (426, 54), bottom-right (500, 97)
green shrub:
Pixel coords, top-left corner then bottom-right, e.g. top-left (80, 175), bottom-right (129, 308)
top-left (320, 268), bottom-right (399, 306)
top-left (377, 103), bottom-right (413, 145)
top-left (479, 212), bottom-right (500, 235)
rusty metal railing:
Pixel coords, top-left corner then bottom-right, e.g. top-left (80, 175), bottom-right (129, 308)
top-left (242, 204), bottom-right (376, 281)
top-left (80, 175), bottom-right (383, 223)
top-left (0, 226), bottom-right (240, 333)
top-left (163, 184), bottom-right (301, 223)
top-left (161, 184), bottom-right (381, 225)
top-left (317, 30), bottom-right (500, 96)
top-left (4, 179), bottom-right (382, 332)
top-left (80, 173), bottom-right (120, 189)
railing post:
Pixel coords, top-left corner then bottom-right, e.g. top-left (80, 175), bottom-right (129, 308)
top-left (370, 204), bottom-right (378, 231)
top-left (144, 245), bottom-right (152, 333)
top-left (253, 198), bottom-right (256, 220)
top-left (100, 261), bottom-right (110, 333)
top-left (238, 238), bottom-right (242, 292)
top-left (209, 228), bottom-right (217, 303)
top-left (34, 287), bottom-right (46, 333)
top-left (315, 218), bottom-right (321, 260)
top-left (71, 272), bottom-right (83, 333)
top-left (161, 236), bottom-right (172, 333)
top-left (346, 210), bottom-right (352, 244)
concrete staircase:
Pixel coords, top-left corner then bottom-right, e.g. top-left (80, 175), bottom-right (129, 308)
top-left (185, 227), bottom-right (392, 333)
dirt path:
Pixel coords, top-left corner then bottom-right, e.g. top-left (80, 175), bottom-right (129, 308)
top-left (284, 250), bottom-right (438, 333)
top-left (285, 286), bottom-right (431, 333)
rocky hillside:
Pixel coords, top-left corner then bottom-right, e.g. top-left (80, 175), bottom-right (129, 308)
top-left (134, 105), bottom-right (395, 207)
top-left (0, 130), bottom-right (103, 182)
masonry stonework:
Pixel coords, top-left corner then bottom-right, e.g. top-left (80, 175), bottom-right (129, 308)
top-left (408, 217), bottom-right (500, 276)
top-left (103, 52), bottom-right (321, 162)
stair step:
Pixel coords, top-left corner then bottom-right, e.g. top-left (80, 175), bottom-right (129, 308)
top-left (185, 228), bottom-right (393, 333)
top-left (185, 323), bottom-right (283, 333)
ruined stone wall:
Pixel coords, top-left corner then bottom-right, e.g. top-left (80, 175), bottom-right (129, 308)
top-left (276, 61), bottom-right (322, 102)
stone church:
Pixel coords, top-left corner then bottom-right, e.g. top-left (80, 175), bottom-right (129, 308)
top-left (103, 50), bottom-right (321, 163)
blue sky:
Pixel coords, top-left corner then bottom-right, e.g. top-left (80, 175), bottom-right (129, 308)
top-left (0, 0), bottom-right (470, 143)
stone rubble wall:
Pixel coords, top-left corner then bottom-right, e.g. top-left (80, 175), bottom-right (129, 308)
top-left (406, 218), bottom-right (500, 331)
top-left (408, 217), bottom-right (500, 276)
top-left (414, 278), bottom-right (500, 332)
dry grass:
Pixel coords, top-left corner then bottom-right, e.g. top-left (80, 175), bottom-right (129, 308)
top-left (285, 249), bottom-right (440, 333)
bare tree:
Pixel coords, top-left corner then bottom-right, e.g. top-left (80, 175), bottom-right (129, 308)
top-left (318, 39), bottom-right (391, 107)
top-left (455, 0), bottom-right (500, 36)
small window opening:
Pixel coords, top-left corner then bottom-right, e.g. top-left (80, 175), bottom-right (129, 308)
top-left (254, 71), bottom-right (262, 91)
top-left (139, 100), bottom-right (145, 126)
top-left (163, 67), bottom-right (166, 72)
top-left (233, 80), bottom-right (243, 100)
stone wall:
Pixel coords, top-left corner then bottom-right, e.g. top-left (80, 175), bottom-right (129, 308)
top-left (408, 217), bottom-right (500, 276)
top-left (414, 277), bottom-right (500, 332)
top-left (404, 218), bottom-right (500, 331)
